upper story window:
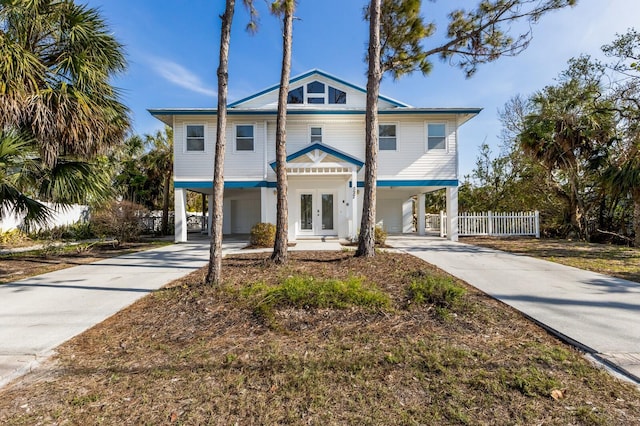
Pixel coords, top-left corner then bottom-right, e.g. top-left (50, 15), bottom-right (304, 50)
top-left (328, 86), bottom-right (346, 104)
top-left (427, 123), bottom-right (446, 151)
top-left (310, 126), bottom-right (322, 144)
top-left (236, 124), bottom-right (254, 151)
top-left (287, 87), bottom-right (303, 104)
top-left (186, 125), bottom-right (205, 152)
top-left (287, 80), bottom-right (347, 105)
top-left (379, 124), bottom-right (397, 151)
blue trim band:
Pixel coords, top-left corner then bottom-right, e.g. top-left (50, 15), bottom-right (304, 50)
top-left (350, 179), bottom-right (458, 188)
top-left (174, 181), bottom-right (277, 189)
top-left (148, 108), bottom-right (482, 117)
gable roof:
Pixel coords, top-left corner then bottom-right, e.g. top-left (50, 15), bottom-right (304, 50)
top-left (228, 69), bottom-right (410, 109)
top-left (269, 142), bottom-right (364, 170)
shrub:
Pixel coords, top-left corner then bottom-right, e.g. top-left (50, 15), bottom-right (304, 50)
top-left (406, 274), bottom-right (466, 309)
top-left (374, 225), bottom-right (387, 246)
top-left (242, 275), bottom-right (391, 326)
top-left (90, 200), bottom-right (148, 246)
top-left (250, 222), bottom-right (276, 247)
top-left (30, 221), bottom-right (95, 241)
top-left (0, 229), bottom-right (29, 246)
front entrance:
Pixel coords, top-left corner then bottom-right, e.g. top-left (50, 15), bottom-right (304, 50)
top-left (298, 190), bottom-right (337, 237)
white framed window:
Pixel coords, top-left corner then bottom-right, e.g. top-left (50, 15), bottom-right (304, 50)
top-left (287, 81), bottom-right (347, 105)
top-left (235, 124), bottom-right (255, 151)
top-left (185, 124), bottom-right (205, 152)
top-left (379, 124), bottom-right (397, 151)
top-left (310, 126), bottom-right (323, 144)
top-left (426, 123), bottom-right (447, 152)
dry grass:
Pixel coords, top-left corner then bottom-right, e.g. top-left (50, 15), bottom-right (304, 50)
top-left (1, 251), bottom-right (639, 425)
top-left (463, 237), bottom-right (640, 283)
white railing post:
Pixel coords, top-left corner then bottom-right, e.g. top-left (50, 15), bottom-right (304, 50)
top-left (487, 211), bottom-right (493, 236)
top-left (535, 210), bottom-right (540, 238)
top-left (440, 210), bottom-right (445, 238)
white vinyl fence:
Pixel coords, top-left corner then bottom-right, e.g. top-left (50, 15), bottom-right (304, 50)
top-left (0, 203), bottom-right (89, 233)
top-left (426, 211), bottom-right (540, 238)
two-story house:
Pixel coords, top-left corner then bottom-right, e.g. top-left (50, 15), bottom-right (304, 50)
top-left (149, 69), bottom-right (480, 243)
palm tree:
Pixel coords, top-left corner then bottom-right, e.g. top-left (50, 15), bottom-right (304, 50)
top-left (0, 129), bottom-right (112, 231)
top-left (0, 130), bottom-right (51, 229)
top-left (143, 127), bottom-right (174, 235)
top-left (0, 0), bottom-right (130, 167)
top-left (519, 78), bottom-right (616, 240)
top-left (270, 0), bottom-right (296, 265)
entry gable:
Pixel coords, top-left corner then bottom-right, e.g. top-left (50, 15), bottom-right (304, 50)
top-left (229, 69), bottom-right (409, 110)
top-left (269, 143), bottom-right (364, 172)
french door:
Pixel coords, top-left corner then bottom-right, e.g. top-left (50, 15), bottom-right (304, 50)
top-left (299, 190), bottom-right (336, 236)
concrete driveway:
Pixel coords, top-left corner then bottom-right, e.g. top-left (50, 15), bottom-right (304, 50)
top-left (0, 240), bottom-right (247, 388)
top-left (389, 235), bottom-right (640, 383)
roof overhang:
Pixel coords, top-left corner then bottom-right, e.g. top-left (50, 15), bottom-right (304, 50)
top-left (148, 107), bottom-right (483, 127)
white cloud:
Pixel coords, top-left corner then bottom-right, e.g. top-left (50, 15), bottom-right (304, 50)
top-left (148, 57), bottom-right (217, 97)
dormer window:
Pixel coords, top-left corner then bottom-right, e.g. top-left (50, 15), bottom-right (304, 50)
top-left (287, 87), bottom-right (303, 104)
top-left (287, 81), bottom-right (347, 105)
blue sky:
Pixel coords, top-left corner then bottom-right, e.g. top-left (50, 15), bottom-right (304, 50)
top-left (85, 0), bottom-right (638, 177)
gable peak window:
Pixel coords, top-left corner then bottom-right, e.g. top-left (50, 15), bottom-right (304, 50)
top-left (186, 124), bottom-right (205, 152)
top-left (287, 86), bottom-right (303, 104)
top-left (287, 80), bottom-right (347, 105)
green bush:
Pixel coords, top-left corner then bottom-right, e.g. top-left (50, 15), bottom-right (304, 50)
top-left (374, 225), bottom-right (387, 246)
top-left (90, 200), bottom-right (148, 246)
top-left (406, 274), bottom-right (466, 309)
top-left (242, 275), bottom-right (391, 325)
top-left (250, 222), bottom-right (276, 247)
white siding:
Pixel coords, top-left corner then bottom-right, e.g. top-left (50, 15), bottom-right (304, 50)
top-left (174, 114), bottom-right (460, 183)
top-left (173, 117), bottom-right (216, 182)
top-left (378, 116), bottom-right (458, 180)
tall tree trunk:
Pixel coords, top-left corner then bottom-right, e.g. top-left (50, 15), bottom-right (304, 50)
top-left (271, 3), bottom-right (294, 265)
top-left (161, 170), bottom-right (172, 235)
top-left (633, 188), bottom-right (640, 248)
top-left (206, 0), bottom-right (234, 285)
top-left (356, 0), bottom-right (382, 258)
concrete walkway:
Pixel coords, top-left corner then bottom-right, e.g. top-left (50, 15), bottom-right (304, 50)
top-left (389, 235), bottom-right (640, 383)
top-left (0, 240), bottom-right (241, 388)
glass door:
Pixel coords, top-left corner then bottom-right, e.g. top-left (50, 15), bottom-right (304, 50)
top-left (298, 191), bottom-right (337, 236)
top-left (300, 193), bottom-right (313, 232)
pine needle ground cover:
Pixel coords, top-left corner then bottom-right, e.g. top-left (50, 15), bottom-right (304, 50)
top-left (1, 251), bottom-right (639, 425)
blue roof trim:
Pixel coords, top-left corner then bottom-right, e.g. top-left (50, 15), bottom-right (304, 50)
top-left (227, 69), bottom-right (409, 108)
top-left (350, 179), bottom-right (459, 188)
top-left (269, 143), bottom-right (365, 170)
top-left (149, 108), bottom-right (482, 117)
top-left (174, 180), bottom-right (276, 189)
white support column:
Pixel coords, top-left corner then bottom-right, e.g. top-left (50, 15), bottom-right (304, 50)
top-left (402, 199), bottom-right (414, 233)
top-left (351, 169), bottom-right (358, 241)
top-left (174, 187), bottom-right (187, 242)
top-left (446, 186), bottom-right (459, 242)
top-left (260, 187), bottom-right (268, 223)
top-left (417, 193), bottom-right (426, 236)
top-left (207, 194), bottom-right (213, 236)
